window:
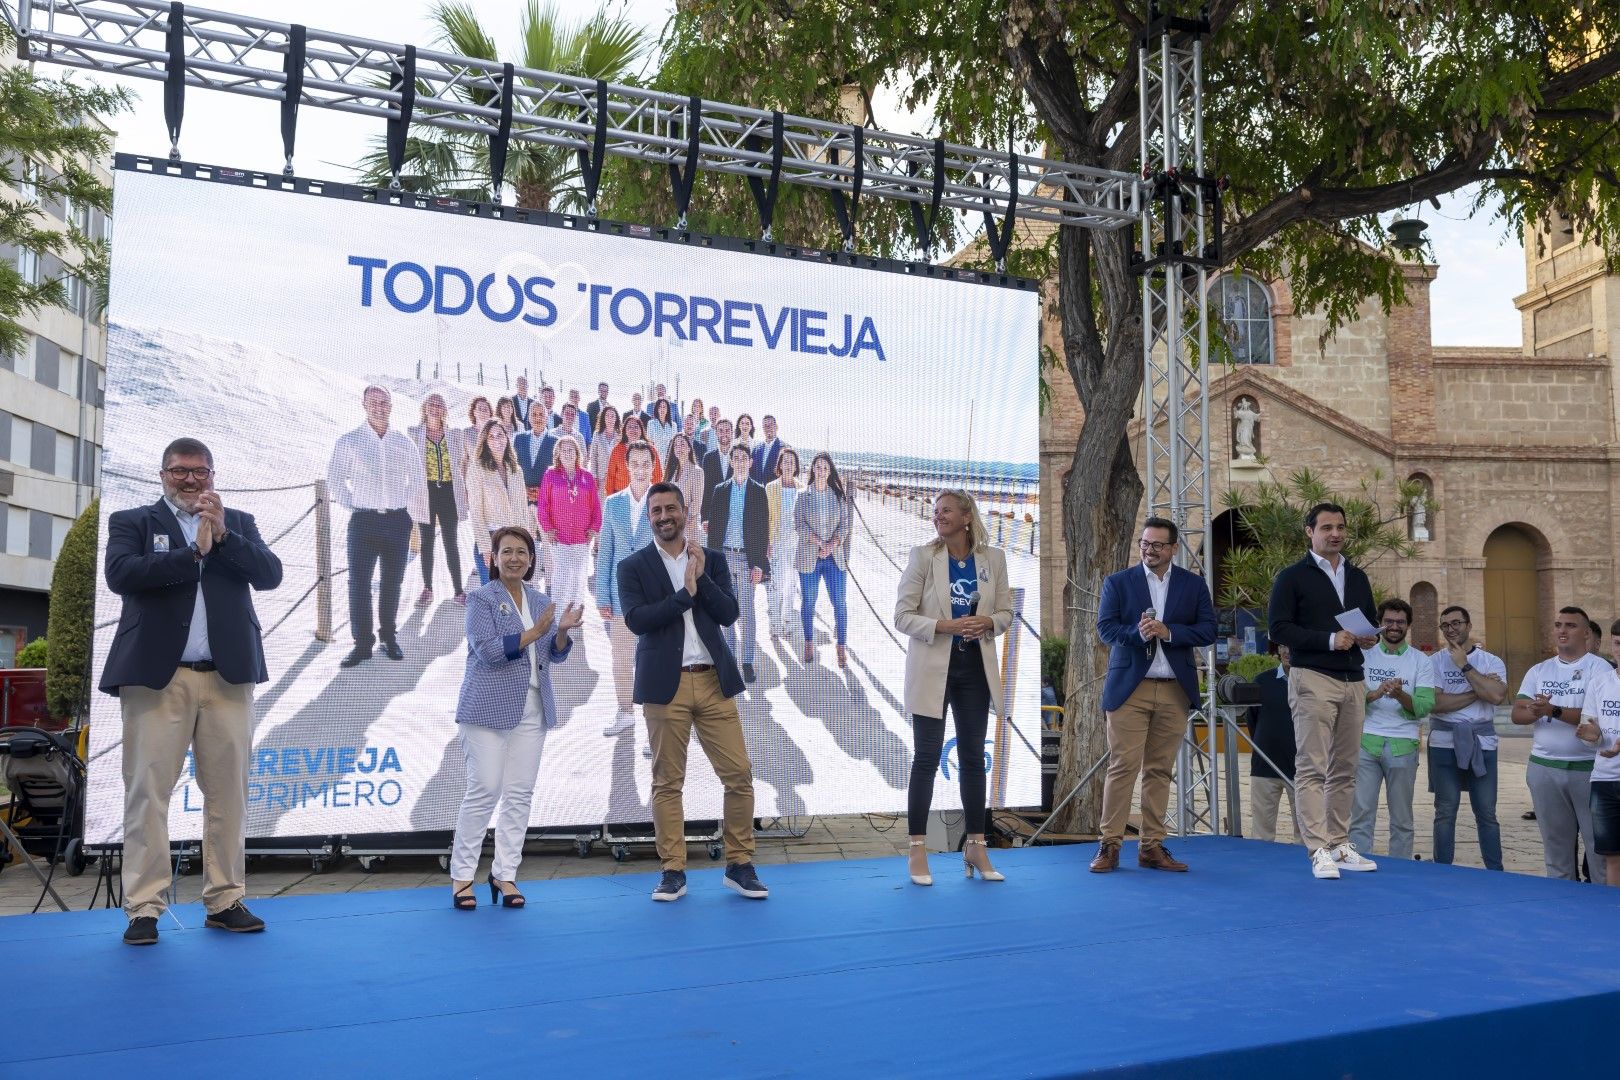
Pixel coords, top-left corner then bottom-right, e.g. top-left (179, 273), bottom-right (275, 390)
top-left (55, 432), bottom-right (76, 479)
top-left (30, 422), bottom-right (54, 473)
top-left (14, 157), bottom-right (38, 202)
top-left (1212, 273), bottom-right (1274, 365)
top-left (50, 514), bottom-right (69, 556)
top-left (34, 337), bottom-right (59, 391)
top-left (16, 246), bottom-right (38, 286)
top-left (64, 274), bottom-right (86, 317)
top-left (9, 416), bottom-right (32, 467)
top-left (55, 349), bottom-right (80, 397)
top-left (4, 506), bottom-right (26, 556)
top-left (28, 509), bottom-right (52, 559)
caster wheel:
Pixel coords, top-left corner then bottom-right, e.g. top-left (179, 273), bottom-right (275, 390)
top-left (177, 859), bottom-right (196, 876)
top-left (707, 844), bottom-right (723, 861)
top-left (438, 854), bottom-right (451, 872)
top-left (611, 845), bottom-right (628, 862)
top-left (65, 839), bottom-right (88, 877)
top-left (575, 840), bottom-right (592, 859)
top-left (358, 856), bottom-right (385, 873)
top-left (310, 857), bottom-right (330, 874)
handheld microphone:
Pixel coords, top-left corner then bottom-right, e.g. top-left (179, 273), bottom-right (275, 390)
top-left (1144, 606), bottom-right (1158, 663)
top-left (958, 590), bottom-right (980, 651)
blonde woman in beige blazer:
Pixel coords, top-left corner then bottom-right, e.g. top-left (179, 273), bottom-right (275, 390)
top-left (465, 420), bottom-right (531, 584)
top-left (894, 489), bottom-right (1014, 886)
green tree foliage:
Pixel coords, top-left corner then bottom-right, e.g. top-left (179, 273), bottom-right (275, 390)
top-left (46, 499), bottom-right (98, 720)
top-left (0, 23), bottom-right (128, 359)
top-left (629, 1), bottom-right (1620, 831)
top-left (353, 1), bottom-right (648, 211)
top-left (15, 637), bottom-right (48, 669)
top-left (1218, 470), bottom-right (1421, 620)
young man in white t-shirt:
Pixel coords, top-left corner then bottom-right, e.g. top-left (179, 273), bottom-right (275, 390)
top-left (1512, 605), bottom-right (1607, 881)
top-left (1427, 604), bottom-right (1509, 870)
top-left (1576, 667), bottom-right (1620, 887)
top-left (1349, 599), bottom-right (1434, 860)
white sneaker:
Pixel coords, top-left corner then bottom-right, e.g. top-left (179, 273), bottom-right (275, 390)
top-left (1311, 848), bottom-right (1341, 879)
top-left (1332, 843), bottom-right (1378, 872)
top-left (602, 709), bottom-right (636, 737)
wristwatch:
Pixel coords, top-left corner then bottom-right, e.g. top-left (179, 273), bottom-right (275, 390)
top-left (1550, 705), bottom-right (1564, 720)
top-left (189, 540), bottom-right (204, 563)
top-left (1460, 662), bottom-right (1474, 674)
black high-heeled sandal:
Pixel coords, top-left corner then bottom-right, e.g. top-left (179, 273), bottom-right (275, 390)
top-left (451, 881), bottom-right (477, 910)
top-left (487, 872), bottom-right (526, 908)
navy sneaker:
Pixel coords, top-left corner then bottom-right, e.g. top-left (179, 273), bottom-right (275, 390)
top-left (651, 870), bottom-right (687, 902)
top-left (723, 862), bottom-right (768, 899)
top-left (123, 916), bottom-right (158, 946)
top-left (204, 901), bottom-right (266, 933)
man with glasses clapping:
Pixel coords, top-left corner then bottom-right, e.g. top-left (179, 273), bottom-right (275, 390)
top-left (99, 438), bottom-right (284, 945)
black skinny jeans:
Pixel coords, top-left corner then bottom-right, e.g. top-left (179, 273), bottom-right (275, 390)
top-left (418, 481), bottom-right (463, 592)
top-left (907, 644), bottom-right (993, 835)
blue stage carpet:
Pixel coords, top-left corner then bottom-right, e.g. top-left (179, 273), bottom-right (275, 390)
top-left (6, 836), bottom-right (1619, 1078)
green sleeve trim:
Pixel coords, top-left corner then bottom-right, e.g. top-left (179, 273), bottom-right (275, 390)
top-left (1408, 686), bottom-right (1435, 720)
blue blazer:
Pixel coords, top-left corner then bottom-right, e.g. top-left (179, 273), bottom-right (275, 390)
top-left (750, 438), bottom-right (782, 485)
top-left (1096, 562), bottom-right (1217, 713)
top-left (617, 542), bottom-right (742, 705)
top-left (513, 429), bottom-right (557, 488)
top-left (455, 580), bottom-right (571, 730)
top-left (594, 489), bottom-right (655, 616)
top-left (99, 499), bottom-right (284, 694)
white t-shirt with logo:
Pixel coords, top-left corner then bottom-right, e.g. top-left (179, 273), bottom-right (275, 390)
top-left (1429, 646), bottom-right (1507, 751)
top-left (1516, 653), bottom-right (1608, 761)
top-left (1360, 643), bottom-right (1434, 739)
top-left (1578, 664), bottom-right (1620, 783)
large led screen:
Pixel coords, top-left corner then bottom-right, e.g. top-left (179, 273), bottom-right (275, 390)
top-left (85, 162), bottom-right (1042, 842)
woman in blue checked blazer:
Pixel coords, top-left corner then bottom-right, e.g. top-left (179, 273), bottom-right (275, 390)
top-left (449, 525), bottom-right (583, 910)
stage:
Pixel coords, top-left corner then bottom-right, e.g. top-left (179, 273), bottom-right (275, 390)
top-left (5, 836), bottom-right (1618, 1078)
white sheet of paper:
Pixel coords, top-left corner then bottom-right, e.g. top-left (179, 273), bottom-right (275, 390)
top-left (1335, 608), bottom-right (1379, 638)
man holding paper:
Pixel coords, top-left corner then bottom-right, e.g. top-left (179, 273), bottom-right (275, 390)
top-left (1267, 503), bottom-right (1381, 880)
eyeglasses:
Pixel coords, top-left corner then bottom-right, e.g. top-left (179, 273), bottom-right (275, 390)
top-left (1138, 540), bottom-right (1172, 552)
top-left (1438, 619), bottom-right (1467, 630)
top-left (163, 466), bottom-right (213, 480)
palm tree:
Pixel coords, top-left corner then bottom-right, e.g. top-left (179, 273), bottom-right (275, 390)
top-left (354, 1), bottom-right (648, 212)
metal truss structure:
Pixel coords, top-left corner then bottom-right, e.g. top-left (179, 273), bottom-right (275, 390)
top-left (7, 0), bottom-right (1229, 835)
top-left (1135, 3), bottom-right (1226, 836)
top-left (4, 0), bottom-right (1141, 251)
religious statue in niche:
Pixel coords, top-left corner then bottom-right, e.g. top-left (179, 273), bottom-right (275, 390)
top-left (1232, 396), bottom-right (1260, 460)
top-left (1410, 490), bottom-right (1430, 542)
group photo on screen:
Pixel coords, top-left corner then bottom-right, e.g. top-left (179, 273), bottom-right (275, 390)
top-left (83, 169), bottom-right (1043, 843)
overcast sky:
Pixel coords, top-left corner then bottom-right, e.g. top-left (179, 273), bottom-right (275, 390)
top-left (55, 0), bottom-right (1525, 348)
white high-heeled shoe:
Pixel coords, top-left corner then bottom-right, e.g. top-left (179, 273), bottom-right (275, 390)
top-left (963, 838), bottom-right (1005, 882)
top-left (907, 839), bottom-right (933, 886)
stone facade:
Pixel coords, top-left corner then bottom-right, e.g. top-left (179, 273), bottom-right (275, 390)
top-left (1039, 222), bottom-right (1620, 686)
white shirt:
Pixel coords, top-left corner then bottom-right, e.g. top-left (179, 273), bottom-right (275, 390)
top-left (1142, 562), bottom-right (1174, 680)
top-left (328, 423), bottom-right (422, 511)
top-left (1310, 549), bottom-right (1348, 649)
top-left (656, 542), bottom-right (715, 668)
top-left (1360, 642), bottom-right (1433, 739)
top-left (164, 497), bottom-right (211, 663)
top-left (1517, 653), bottom-right (1609, 761)
top-left (627, 488), bottom-right (648, 531)
top-left (1580, 664), bottom-right (1620, 782)
top-left (515, 589), bottom-right (542, 691)
top-left (1429, 646), bottom-right (1506, 750)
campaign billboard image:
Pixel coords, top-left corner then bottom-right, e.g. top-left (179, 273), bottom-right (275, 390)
top-left (84, 164), bottom-right (1042, 842)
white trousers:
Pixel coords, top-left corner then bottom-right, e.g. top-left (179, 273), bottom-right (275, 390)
top-left (450, 688), bottom-right (547, 881)
top-left (549, 541), bottom-right (591, 612)
top-left (768, 537), bottom-right (799, 632)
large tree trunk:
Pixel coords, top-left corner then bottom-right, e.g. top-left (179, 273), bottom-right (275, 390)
top-left (1049, 215), bottom-right (1147, 835)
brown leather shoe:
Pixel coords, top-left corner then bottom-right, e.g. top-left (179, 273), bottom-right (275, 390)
top-left (1089, 840), bottom-right (1121, 873)
top-left (1138, 843), bottom-right (1188, 872)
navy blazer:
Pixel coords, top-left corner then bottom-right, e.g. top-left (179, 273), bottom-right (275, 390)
top-left (513, 429), bottom-right (557, 488)
top-left (99, 499), bottom-right (284, 694)
top-left (617, 541), bottom-right (742, 705)
top-left (705, 478), bottom-right (770, 574)
top-left (1096, 562), bottom-right (1217, 712)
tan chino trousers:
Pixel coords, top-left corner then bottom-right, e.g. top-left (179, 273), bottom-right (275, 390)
top-left (1101, 678), bottom-right (1188, 845)
top-left (644, 669), bottom-right (756, 870)
top-left (120, 666), bottom-right (253, 918)
top-left (1288, 666), bottom-right (1365, 853)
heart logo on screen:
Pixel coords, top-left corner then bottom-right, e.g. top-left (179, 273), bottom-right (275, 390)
top-left (492, 251), bottom-right (592, 340)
